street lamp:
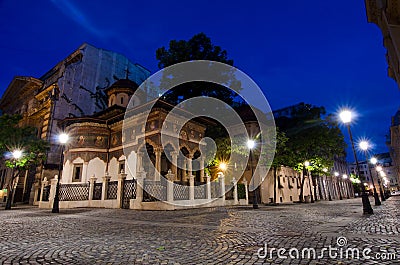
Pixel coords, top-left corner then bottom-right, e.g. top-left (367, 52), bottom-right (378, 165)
top-left (52, 133), bottom-right (69, 213)
top-left (5, 149), bottom-right (23, 210)
top-left (359, 142), bottom-right (381, 206)
top-left (339, 109), bottom-right (373, 214)
top-left (334, 172), bottom-right (342, 200)
top-left (219, 162), bottom-right (227, 172)
top-left (247, 139), bottom-right (258, 209)
top-left (368, 157), bottom-right (382, 205)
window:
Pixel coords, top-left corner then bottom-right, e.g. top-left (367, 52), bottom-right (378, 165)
top-left (73, 164), bottom-right (83, 182)
top-left (119, 161), bottom-right (125, 174)
top-left (120, 97), bottom-right (124, 105)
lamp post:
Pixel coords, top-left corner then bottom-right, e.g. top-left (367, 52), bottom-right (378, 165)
top-left (376, 166), bottom-right (386, 202)
top-left (5, 150), bottom-right (23, 210)
top-left (380, 171), bottom-right (390, 199)
top-left (339, 110), bottom-right (373, 214)
top-left (334, 172), bottom-right (342, 200)
top-left (367, 156), bottom-right (382, 206)
top-left (247, 139), bottom-right (258, 209)
top-left (52, 133), bottom-right (69, 213)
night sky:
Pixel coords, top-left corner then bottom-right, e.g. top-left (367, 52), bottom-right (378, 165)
top-left (1, 0), bottom-right (399, 160)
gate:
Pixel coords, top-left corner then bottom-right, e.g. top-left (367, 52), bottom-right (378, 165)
top-left (122, 179), bottom-right (137, 209)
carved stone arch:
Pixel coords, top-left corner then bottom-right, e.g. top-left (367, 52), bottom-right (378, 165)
top-left (190, 148), bottom-right (201, 158)
top-left (179, 142), bottom-right (192, 157)
top-left (162, 140), bottom-right (178, 152)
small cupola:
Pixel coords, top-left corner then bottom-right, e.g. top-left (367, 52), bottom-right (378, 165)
top-left (105, 78), bottom-right (139, 108)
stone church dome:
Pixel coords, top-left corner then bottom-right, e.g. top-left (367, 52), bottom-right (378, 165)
top-left (105, 78), bottom-right (141, 108)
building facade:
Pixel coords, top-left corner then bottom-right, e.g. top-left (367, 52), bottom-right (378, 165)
top-left (366, 0), bottom-right (400, 89)
top-left (0, 43), bottom-right (151, 204)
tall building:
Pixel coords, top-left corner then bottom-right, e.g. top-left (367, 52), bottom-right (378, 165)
top-left (365, 0), bottom-right (400, 89)
top-left (386, 110), bottom-right (400, 189)
top-left (0, 43), bottom-right (151, 204)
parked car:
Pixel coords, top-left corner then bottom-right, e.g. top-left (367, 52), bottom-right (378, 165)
top-left (391, 190), bottom-right (400, 196)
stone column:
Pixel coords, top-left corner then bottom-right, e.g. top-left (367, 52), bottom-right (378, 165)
top-left (135, 168), bottom-right (146, 202)
top-left (218, 172), bottom-right (225, 200)
top-left (243, 179), bottom-right (249, 204)
top-left (101, 173), bottom-right (111, 200)
top-left (136, 152), bottom-right (143, 172)
top-left (82, 162), bottom-right (89, 182)
top-left (232, 177), bottom-right (238, 204)
top-left (89, 175), bottom-right (96, 201)
top-left (170, 151), bottom-right (178, 177)
top-left (200, 157), bottom-right (205, 182)
top-left (154, 148), bottom-right (163, 181)
top-left (49, 175), bottom-right (58, 207)
top-left (117, 172), bottom-right (127, 208)
top-left (189, 174), bottom-right (195, 201)
top-left (166, 169), bottom-right (175, 202)
top-left (206, 174), bottom-right (211, 200)
top-left (187, 156), bottom-right (193, 180)
top-left (183, 159), bottom-right (187, 181)
top-left (32, 182), bottom-right (40, 205)
top-left (40, 177), bottom-right (48, 202)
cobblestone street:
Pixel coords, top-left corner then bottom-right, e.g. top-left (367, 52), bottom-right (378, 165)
top-left (0, 197), bottom-right (399, 265)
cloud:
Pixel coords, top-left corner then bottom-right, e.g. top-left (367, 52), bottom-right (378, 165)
top-left (50, 0), bottom-right (103, 37)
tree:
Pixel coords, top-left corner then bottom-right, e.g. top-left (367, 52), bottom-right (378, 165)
top-left (0, 114), bottom-right (49, 209)
top-left (276, 104), bottom-right (346, 202)
top-left (155, 32), bottom-right (241, 105)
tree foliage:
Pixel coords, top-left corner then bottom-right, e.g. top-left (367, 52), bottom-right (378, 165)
top-left (155, 32), bottom-right (241, 105)
top-left (156, 32), bottom-right (233, 68)
top-left (0, 114), bottom-right (49, 170)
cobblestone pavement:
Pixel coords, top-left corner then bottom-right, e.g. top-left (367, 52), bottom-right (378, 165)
top-left (0, 197), bottom-right (399, 265)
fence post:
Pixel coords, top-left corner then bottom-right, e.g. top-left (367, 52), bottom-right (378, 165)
top-left (166, 169), bottom-right (174, 202)
top-left (117, 172), bottom-right (127, 208)
top-left (135, 169), bottom-right (146, 202)
top-left (243, 179), bottom-right (249, 204)
top-left (89, 175), bottom-right (96, 201)
top-left (206, 174), bottom-right (211, 200)
top-left (218, 172), bottom-right (225, 200)
top-left (102, 173), bottom-right (111, 200)
top-left (49, 175), bottom-right (58, 207)
top-left (232, 177), bottom-right (238, 204)
top-left (189, 175), bottom-right (195, 201)
top-left (40, 177), bottom-right (48, 202)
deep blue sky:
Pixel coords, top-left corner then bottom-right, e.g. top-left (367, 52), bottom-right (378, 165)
top-left (0, 0), bottom-right (399, 160)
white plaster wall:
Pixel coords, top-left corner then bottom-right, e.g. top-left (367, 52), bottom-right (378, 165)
top-left (87, 157), bottom-right (106, 182)
top-left (62, 159), bottom-right (72, 183)
top-left (126, 151), bottom-right (137, 179)
top-left (108, 157), bottom-right (119, 180)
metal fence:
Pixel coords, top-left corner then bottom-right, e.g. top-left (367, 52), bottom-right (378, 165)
top-left (194, 184), bottom-right (206, 199)
top-left (237, 183), bottom-right (246, 200)
top-left (92, 183), bottom-right (102, 200)
top-left (107, 181), bottom-right (118, 200)
top-left (211, 182), bottom-right (221, 198)
top-left (122, 179), bottom-right (137, 208)
top-left (225, 185), bottom-right (234, 200)
top-left (143, 180), bottom-right (166, 202)
top-left (59, 183), bottom-right (89, 201)
top-left (173, 183), bottom-right (189, 200)
top-left (42, 185), bottom-right (50, 201)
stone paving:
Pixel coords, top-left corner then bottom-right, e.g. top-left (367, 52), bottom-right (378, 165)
top-left (0, 197), bottom-right (399, 264)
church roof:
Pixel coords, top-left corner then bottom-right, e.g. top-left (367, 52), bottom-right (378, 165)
top-left (105, 78), bottom-right (139, 94)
